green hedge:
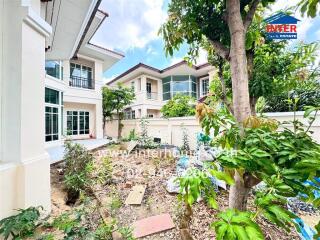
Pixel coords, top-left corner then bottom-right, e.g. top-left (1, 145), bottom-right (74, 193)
top-left (264, 90), bottom-right (320, 112)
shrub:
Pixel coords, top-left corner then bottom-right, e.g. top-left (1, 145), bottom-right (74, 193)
top-left (195, 104), bottom-right (320, 239)
top-left (51, 209), bottom-right (90, 239)
top-left (63, 142), bottom-right (94, 204)
top-left (264, 90), bottom-right (320, 112)
top-left (180, 124), bottom-right (190, 153)
top-left (94, 156), bottom-right (113, 185)
top-left (161, 94), bottom-right (196, 118)
top-left (0, 206), bottom-right (42, 240)
top-left (138, 118), bottom-right (158, 149)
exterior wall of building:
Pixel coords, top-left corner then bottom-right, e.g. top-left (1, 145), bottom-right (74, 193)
top-left (0, 1), bottom-right (52, 218)
top-left (111, 68), bottom-right (217, 119)
top-left (45, 56), bottom-right (104, 145)
top-left (105, 112), bottom-right (320, 149)
top-left (63, 102), bottom-right (97, 139)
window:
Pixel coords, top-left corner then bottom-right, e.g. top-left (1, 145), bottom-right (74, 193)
top-left (201, 78), bottom-right (209, 96)
top-left (124, 110), bottom-right (135, 120)
top-left (45, 88), bottom-right (59, 104)
top-left (67, 111), bottom-right (89, 135)
top-left (162, 75), bottom-right (197, 100)
top-left (45, 61), bottom-right (63, 80)
top-left (45, 106), bottom-right (59, 142)
top-left (70, 63), bottom-right (93, 89)
top-left (131, 81), bottom-right (135, 92)
top-left (45, 88), bottom-right (62, 142)
top-left (147, 114), bottom-right (154, 118)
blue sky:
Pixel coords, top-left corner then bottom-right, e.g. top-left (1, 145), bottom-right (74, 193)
top-left (91, 0), bottom-right (320, 83)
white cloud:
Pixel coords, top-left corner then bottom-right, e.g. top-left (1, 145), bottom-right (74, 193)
top-left (103, 75), bottom-right (116, 85)
top-left (92, 0), bottom-right (167, 51)
top-left (195, 48), bottom-right (208, 65)
top-left (170, 56), bottom-right (184, 65)
top-left (146, 45), bottom-right (157, 55)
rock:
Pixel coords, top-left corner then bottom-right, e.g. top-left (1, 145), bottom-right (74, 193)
top-left (166, 177), bottom-right (180, 194)
top-left (112, 231), bottom-right (124, 240)
top-left (125, 182), bottom-right (133, 188)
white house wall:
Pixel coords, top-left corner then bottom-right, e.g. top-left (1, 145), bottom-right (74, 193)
top-left (0, 1), bottom-right (51, 219)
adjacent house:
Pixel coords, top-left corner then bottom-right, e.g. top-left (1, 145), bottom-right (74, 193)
top-left (0, 0), bottom-right (122, 218)
top-left (107, 61), bottom-right (216, 119)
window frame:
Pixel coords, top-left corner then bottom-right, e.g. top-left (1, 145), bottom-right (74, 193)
top-left (45, 88), bottom-right (63, 142)
top-left (66, 110), bottom-right (90, 136)
top-left (200, 77), bottom-right (209, 97)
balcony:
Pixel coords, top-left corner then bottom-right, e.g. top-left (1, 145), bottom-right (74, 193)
top-left (69, 76), bottom-right (95, 90)
top-left (147, 92), bottom-right (158, 100)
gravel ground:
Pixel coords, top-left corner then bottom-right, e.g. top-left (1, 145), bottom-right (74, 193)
top-left (49, 145), bottom-right (303, 240)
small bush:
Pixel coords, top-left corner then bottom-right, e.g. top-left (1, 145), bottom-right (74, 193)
top-left (51, 209), bottom-right (90, 239)
top-left (0, 206), bottom-right (42, 240)
top-left (94, 156), bottom-right (113, 185)
top-left (161, 94), bottom-right (196, 118)
top-left (63, 142), bottom-right (94, 204)
top-left (94, 221), bottom-right (115, 240)
top-left (138, 118), bottom-right (158, 149)
top-left (180, 124), bottom-right (190, 153)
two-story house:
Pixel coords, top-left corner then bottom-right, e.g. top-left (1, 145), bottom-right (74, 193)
top-left (107, 61), bottom-right (216, 118)
top-left (44, 8), bottom-right (123, 146)
top-left (0, 0), bottom-right (122, 218)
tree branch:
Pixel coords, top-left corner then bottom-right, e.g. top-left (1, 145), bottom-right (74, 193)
top-left (243, 0), bottom-right (261, 32)
top-left (208, 39), bottom-right (230, 61)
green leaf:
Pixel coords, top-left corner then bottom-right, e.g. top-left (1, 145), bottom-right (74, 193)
top-left (245, 225), bottom-right (264, 240)
top-left (210, 169), bottom-right (235, 185)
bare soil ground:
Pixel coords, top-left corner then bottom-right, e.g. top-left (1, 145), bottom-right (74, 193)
top-left (50, 144), bottom-right (301, 240)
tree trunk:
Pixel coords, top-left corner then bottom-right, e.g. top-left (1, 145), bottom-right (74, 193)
top-left (103, 117), bottom-right (106, 137)
top-left (117, 110), bottom-right (121, 139)
top-left (226, 0), bottom-right (252, 210)
top-left (229, 172), bottom-right (251, 210)
top-left (227, 0), bottom-right (251, 123)
top-left (250, 97), bottom-right (258, 116)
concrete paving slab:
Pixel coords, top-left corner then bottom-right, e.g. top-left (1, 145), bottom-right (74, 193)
top-left (125, 185), bottom-right (146, 205)
top-left (132, 213), bottom-right (175, 238)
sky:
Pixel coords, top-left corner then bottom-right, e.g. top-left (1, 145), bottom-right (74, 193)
top-left (90, 0), bottom-right (320, 83)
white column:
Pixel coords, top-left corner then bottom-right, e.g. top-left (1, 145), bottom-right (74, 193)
top-left (0, 1), bottom-right (52, 218)
top-left (94, 60), bottom-right (104, 139)
top-left (141, 75), bottom-right (147, 101)
top-left (141, 107), bottom-right (147, 118)
top-left (157, 79), bottom-right (162, 101)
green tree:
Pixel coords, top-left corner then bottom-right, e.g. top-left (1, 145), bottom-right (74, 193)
top-left (102, 84), bottom-right (135, 139)
top-left (160, 0), bottom-right (276, 210)
top-left (299, 0), bottom-right (320, 17)
top-left (209, 41), bottom-right (320, 113)
top-left (160, 94), bottom-right (196, 118)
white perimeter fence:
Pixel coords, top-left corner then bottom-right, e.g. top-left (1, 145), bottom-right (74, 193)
top-left (105, 112), bottom-right (320, 150)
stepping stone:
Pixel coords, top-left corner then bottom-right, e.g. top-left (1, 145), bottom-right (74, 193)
top-left (132, 213), bottom-right (175, 238)
top-left (125, 185), bottom-right (146, 205)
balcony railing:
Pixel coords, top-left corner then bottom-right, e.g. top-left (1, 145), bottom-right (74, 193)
top-left (69, 76), bottom-right (95, 90)
top-left (146, 92), bottom-right (158, 100)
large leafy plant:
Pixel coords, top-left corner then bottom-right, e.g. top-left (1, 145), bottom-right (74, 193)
top-left (0, 207), bottom-right (42, 240)
top-left (181, 103), bottom-right (320, 239)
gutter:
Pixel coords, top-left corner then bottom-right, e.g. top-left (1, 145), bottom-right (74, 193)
top-left (72, 0), bottom-right (103, 59)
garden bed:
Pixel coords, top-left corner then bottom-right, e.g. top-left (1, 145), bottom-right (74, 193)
top-left (47, 144), bottom-right (304, 240)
